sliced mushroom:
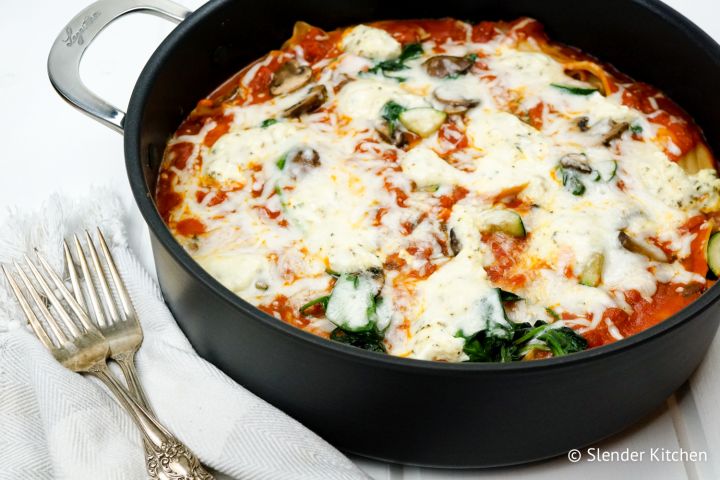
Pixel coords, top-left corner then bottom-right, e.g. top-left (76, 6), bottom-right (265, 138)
top-left (423, 55), bottom-right (473, 78)
top-left (449, 228), bottom-right (461, 256)
top-left (681, 283), bottom-right (703, 297)
top-left (288, 147), bottom-right (320, 168)
top-left (366, 266), bottom-right (385, 283)
top-left (284, 147), bottom-right (321, 179)
top-left (559, 153), bottom-right (592, 174)
top-left (433, 86), bottom-right (480, 114)
top-left (576, 116), bottom-right (590, 132)
top-left (270, 60), bottom-right (312, 96)
top-left (375, 119), bottom-right (410, 148)
top-left (618, 231), bottom-right (670, 263)
top-left (283, 85), bottom-right (328, 118)
top-left (602, 121), bottom-right (630, 147)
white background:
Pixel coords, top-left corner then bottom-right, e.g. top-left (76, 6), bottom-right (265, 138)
top-left (1, 0), bottom-right (719, 478)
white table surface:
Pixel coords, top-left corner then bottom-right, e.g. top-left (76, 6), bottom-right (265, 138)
top-left (2, 0), bottom-right (719, 478)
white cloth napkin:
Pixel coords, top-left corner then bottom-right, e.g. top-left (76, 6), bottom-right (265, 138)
top-left (0, 192), bottom-right (368, 480)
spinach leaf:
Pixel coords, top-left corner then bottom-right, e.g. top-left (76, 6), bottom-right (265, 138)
top-left (461, 329), bottom-right (515, 362)
top-left (382, 100), bottom-right (407, 123)
top-left (399, 43), bottom-right (424, 62)
top-left (560, 168), bottom-right (586, 196)
top-left (514, 321), bottom-right (588, 356)
top-left (498, 289), bottom-right (522, 302)
top-left (261, 118), bottom-right (278, 128)
top-left (299, 295), bottom-right (331, 314)
top-left (551, 83), bottom-right (598, 95)
top-left (545, 307), bottom-right (560, 321)
top-left (368, 43), bottom-right (424, 79)
top-left (461, 318), bottom-right (588, 363)
top-left (322, 271), bottom-right (385, 332)
top-left (381, 100), bottom-right (407, 136)
top-left (330, 327), bottom-right (386, 353)
top-left (536, 325), bottom-right (588, 356)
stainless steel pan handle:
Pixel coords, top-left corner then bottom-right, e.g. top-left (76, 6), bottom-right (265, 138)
top-left (47, 0), bottom-right (192, 133)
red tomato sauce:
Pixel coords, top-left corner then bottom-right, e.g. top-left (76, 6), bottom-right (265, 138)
top-left (203, 116), bottom-right (233, 147)
top-left (167, 142), bottom-right (194, 170)
top-left (585, 283), bottom-right (704, 348)
top-left (482, 231), bottom-right (528, 290)
top-left (175, 218), bottom-right (206, 237)
top-left (259, 295), bottom-right (309, 328)
top-left (156, 171), bottom-right (182, 222)
top-left (621, 83), bottom-right (700, 160)
top-left (438, 186), bottom-right (469, 221)
top-left (371, 19), bottom-right (468, 45)
top-left (438, 123), bottom-right (468, 154)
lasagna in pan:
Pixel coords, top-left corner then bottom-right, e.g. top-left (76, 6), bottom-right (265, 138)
top-left (156, 18), bottom-right (720, 362)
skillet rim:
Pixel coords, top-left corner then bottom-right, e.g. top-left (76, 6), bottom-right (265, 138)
top-left (124, 0), bottom-right (720, 374)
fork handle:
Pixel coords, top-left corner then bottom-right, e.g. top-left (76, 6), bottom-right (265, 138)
top-left (89, 364), bottom-right (213, 480)
top-left (114, 350), bottom-right (151, 410)
top-left (113, 351), bottom-right (174, 478)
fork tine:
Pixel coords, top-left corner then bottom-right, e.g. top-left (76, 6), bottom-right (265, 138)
top-left (36, 252), bottom-right (96, 332)
top-left (13, 261), bottom-right (70, 345)
top-left (64, 240), bottom-right (87, 312)
top-left (84, 230), bottom-right (121, 323)
top-left (23, 255), bottom-right (82, 339)
top-left (2, 265), bottom-right (55, 349)
top-left (74, 234), bottom-right (107, 327)
top-left (96, 228), bottom-right (135, 320)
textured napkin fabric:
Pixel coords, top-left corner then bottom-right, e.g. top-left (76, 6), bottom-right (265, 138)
top-left (0, 192), bottom-right (368, 480)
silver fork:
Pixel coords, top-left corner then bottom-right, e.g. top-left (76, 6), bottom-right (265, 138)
top-left (64, 231), bottom-right (150, 409)
top-left (3, 248), bottom-right (212, 480)
top-left (65, 231), bottom-right (213, 479)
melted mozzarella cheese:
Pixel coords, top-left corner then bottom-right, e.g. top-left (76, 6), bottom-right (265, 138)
top-left (341, 25), bottom-right (402, 60)
top-left (401, 147), bottom-right (460, 187)
top-left (524, 270), bottom-right (616, 328)
top-left (335, 78), bottom-right (428, 130)
top-left (204, 123), bottom-right (303, 182)
top-left (412, 323), bottom-right (467, 362)
top-left (411, 250), bottom-right (504, 361)
top-left (466, 109), bottom-right (550, 163)
top-left (621, 140), bottom-right (720, 214)
top-left (286, 170), bottom-right (384, 272)
top-left (195, 252), bottom-right (268, 294)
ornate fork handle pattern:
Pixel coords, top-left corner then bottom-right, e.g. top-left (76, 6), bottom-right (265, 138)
top-left (146, 440), bottom-right (213, 480)
top-left (89, 363), bottom-right (212, 480)
top-left (114, 350), bottom-right (210, 479)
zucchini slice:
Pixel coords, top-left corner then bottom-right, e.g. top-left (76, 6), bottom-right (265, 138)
top-left (707, 232), bottom-right (720, 276)
top-left (399, 108), bottom-right (447, 137)
top-left (579, 252), bottom-right (604, 287)
top-left (480, 209), bottom-right (526, 237)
